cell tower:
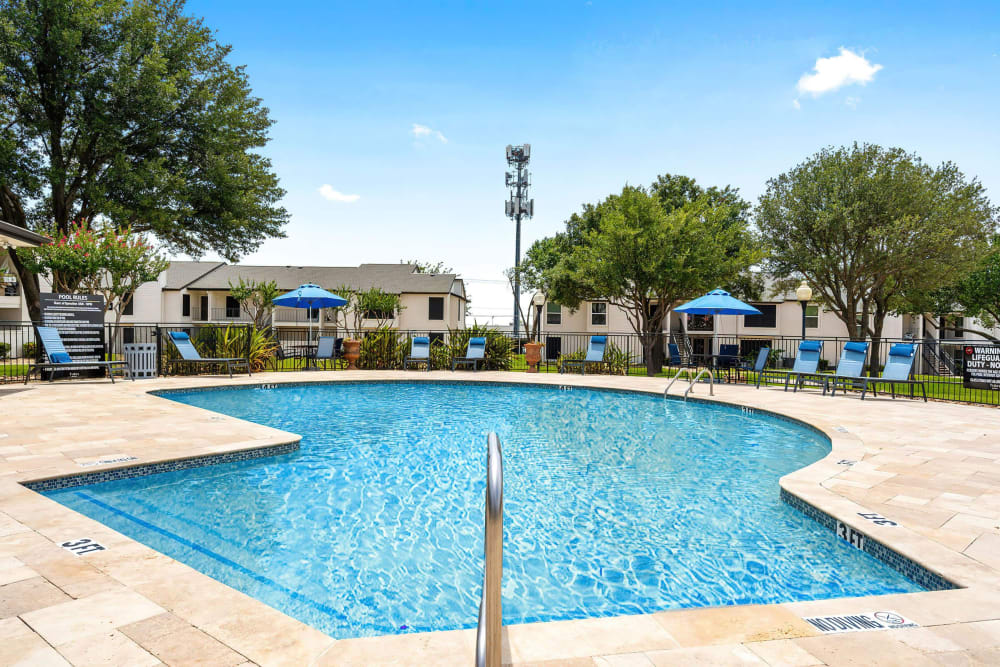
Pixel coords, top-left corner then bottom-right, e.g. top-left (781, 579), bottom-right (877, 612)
top-left (505, 144), bottom-right (533, 339)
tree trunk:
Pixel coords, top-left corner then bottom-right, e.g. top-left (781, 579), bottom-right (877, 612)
top-left (869, 303), bottom-right (888, 376)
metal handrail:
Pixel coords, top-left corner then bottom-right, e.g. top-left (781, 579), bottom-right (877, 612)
top-left (683, 367), bottom-right (714, 399)
top-left (475, 432), bottom-right (504, 667)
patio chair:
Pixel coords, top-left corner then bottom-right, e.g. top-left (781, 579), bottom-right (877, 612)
top-left (165, 331), bottom-right (251, 378)
top-left (850, 343), bottom-right (927, 402)
top-left (742, 347), bottom-right (770, 388)
top-left (755, 340), bottom-right (823, 390)
top-left (813, 341), bottom-right (870, 395)
top-left (403, 336), bottom-right (431, 371)
top-left (309, 336), bottom-right (340, 370)
top-left (560, 335), bottom-right (612, 375)
top-left (451, 337), bottom-right (486, 371)
top-left (667, 343), bottom-right (697, 368)
top-left (25, 326), bottom-right (132, 384)
top-left (716, 344), bottom-right (741, 369)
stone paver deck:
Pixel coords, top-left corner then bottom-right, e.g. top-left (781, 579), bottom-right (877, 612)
top-left (0, 371), bottom-right (998, 666)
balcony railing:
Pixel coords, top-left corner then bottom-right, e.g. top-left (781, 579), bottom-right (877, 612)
top-left (189, 307), bottom-right (250, 322)
top-left (274, 308), bottom-right (321, 324)
top-left (211, 307), bottom-right (251, 322)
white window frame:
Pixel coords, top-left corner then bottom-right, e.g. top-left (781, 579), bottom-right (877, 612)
top-left (804, 304), bottom-right (819, 329)
top-left (590, 302), bottom-right (607, 326)
top-left (546, 302), bottom-right (561, 325)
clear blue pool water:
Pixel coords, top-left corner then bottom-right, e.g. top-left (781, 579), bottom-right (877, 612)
top-left (45, 381), bottom-right (921, 638)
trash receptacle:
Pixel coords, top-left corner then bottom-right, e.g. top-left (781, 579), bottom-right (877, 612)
top-left (123, 343), bottom-right (157, 379)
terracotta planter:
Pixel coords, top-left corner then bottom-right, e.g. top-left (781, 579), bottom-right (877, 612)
top-left (524, 341), bottom-right (544, 373)
top-left (343, 339), bottom-right (361, 370)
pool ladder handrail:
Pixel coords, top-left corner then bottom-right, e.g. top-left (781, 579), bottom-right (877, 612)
top-left (664, 365), bottom-right (714, 400)
top-left (476, 432), bottom-right (504, 667)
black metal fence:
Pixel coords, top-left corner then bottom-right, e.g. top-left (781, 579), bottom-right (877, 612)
top-left (2, 322), bottom-right (996, 406)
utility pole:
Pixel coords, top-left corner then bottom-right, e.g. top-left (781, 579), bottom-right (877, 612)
top-left (505, 144), bottom-right (533, 339)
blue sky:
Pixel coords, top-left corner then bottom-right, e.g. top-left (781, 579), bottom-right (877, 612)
top-left (186, 0), bottom-right (1000, 324)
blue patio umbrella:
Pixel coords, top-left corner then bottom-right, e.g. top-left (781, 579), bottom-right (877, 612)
top-left (674, 289), bottom-right (761, 359)
top-left (272, 284), bottom-right (347, 342)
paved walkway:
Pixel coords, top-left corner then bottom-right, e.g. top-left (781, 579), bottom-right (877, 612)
top-left (0, 371), bottom-right (998, 666)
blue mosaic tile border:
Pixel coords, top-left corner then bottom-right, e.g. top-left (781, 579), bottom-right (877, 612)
top-left (21, 441), bottom-right (300, 493)
top-left (780, 487), bottom-right (957, 592)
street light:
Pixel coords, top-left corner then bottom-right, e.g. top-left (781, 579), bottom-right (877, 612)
top-left (796, 280), bottom-right (813, 340)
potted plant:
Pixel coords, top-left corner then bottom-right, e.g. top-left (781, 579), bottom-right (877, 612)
top-left (332, 286), bottom-right (402, 370)
top-left (524, 339), bottom-right (544, 373)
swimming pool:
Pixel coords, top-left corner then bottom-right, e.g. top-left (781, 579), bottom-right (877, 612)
top-left (44, 381), bottom-right (921, 638)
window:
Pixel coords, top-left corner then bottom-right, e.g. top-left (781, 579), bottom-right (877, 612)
top-left (225, 296), bottom-right (240, 318)
top-left (591, 302), bottom-right (607, 326)
top-left (687, 314), bottom-right (713, 331)
top-left (182, 294), bottom-right (191, 317)
top-left (546, 302), bottom-right (561, 325)
top-left (363, 308), bottom-right (393, 320)
top-left (307, 307), bottom-right (320, 321)
top-left (743, 304), bottom-right (776, 328)
top-left (805, 304), bottom-right (819, 329)
top-left (428, 297), bottom-right (444, 321)
top-left (855, 313), bottom-right (867, 339)
top-left (122, 327), bottom-right (135, 345)
top-left (123, 293), bottom-right (134, 316)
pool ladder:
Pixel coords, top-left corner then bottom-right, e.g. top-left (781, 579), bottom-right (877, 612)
top-left (476, 432), bottom-right (504, 667)
top-left (664, 365), bottom-right (714, 400)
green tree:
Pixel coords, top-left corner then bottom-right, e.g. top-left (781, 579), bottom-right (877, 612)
top-left (526, 177), bottom-right (759, 376)
top-left (0, 0), bottom-right (288, 319)
top-left (757, 144), bottom-right (997, 370)
top-left (18, 222), bottom-right (168, 346)
top-left (402, 259), bottom-right (454, 274)
top-left (954, 238), bottom-right (1000, 336)
top-left (228, 277), bottom-right (281, 329)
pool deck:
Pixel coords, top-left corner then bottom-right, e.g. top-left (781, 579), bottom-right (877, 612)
top-left (0, 371), bottom-right (998, 666)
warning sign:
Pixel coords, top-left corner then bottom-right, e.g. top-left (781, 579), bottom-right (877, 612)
top-left (963, 345), bottom-right (1000, 391)
top-left (803, 610), bottom-right (918, 634)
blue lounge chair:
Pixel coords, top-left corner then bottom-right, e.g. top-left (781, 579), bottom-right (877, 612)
top-left (755, 340), bottom-right (823, 390)
top-left (404, 336), bottom-right (431, 371)
top-left (165, 331), bottom-right (251, 378)
top-left (560, 335), bottom-right (612, 375)
top-left (854, 343), bottom-right (927, 402)
top-left (818, 341), bottom-right (870, 395)
top-left (451, 337), bottom-right (486, 371)
top-left (26, 326), bottom-right (132, 384)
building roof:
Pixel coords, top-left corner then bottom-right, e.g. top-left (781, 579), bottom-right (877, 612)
top-left (0, 220), bottom-right (51, 248)
top-left (166, 262), bottom-right (464, 297)
top-left (163, 261), bottom-right (227, 289)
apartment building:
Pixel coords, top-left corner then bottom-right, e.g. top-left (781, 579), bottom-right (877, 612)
top-left (0, 258), bottom-right (467, 333)
top-left (536, 283), bottom-right (995, 373)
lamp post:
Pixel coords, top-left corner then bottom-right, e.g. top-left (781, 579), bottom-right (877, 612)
top-left (796, 280), bottom-right (813, 341)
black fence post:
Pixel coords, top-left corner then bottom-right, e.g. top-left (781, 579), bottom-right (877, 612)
top-left (154, 325), bottom-right (162, 377)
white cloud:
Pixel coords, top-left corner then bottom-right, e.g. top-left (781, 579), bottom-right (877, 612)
top-left (411, 123), bottom-right (448, 143)
top-left (845, 96), bottom-right (860, 109)
top-left (792, 99), bottom-right (801, 110)
top-left (797, 48), bottom-right (882, 97)
top-left (318, 185), bottom-right (360, 203)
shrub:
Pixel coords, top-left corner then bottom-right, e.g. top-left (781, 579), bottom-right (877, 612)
top-left (359, 325), bottom-right (407, 369)
top-left (0, 342), bottom-right (9, 360)
top-left (445, 325), bottom-right (512, 371)
top-left (21, 341), bottom-right (37, 359)
top-left (557, 341), bottom-right (629, 375)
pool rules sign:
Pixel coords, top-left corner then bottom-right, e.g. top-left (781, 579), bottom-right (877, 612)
top-left (39, 293), bottom-right (106, 378)
top-left (963, 345), bottom-right (1000, 391)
